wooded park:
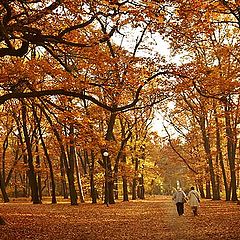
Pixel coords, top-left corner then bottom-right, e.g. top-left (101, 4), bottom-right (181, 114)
top-left (0, 0), bottom-right (240, 238)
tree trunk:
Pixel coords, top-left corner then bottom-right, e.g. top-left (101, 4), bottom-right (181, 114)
top-left (103, 153), bottom-right (114, 205)
top-left (89, 150), bottom-right (98, 203)
top-left (108, 178), bottom-right (115, 204)
top-left (206, 180), bottom-right (211, 199)
top-left (224, 99), bottom-right (238, 201)
top-left (132, 178), bottom-right (137, 200)
top-left (19, 173), bottom-right (27, 197)
top-left (60, 154), bottom-right (68, 199)
top-left (22, 104), bottom-right (41, 204)
top-left (122, 155), bottom-right (128, 201)
top-left (75, 154), bottom-right (84, 203)
top-left (90, 172), bottom-right (97, 203)
top-left (103, 111), bottom-right (117, 205)
top-left (122, 175), bottom-right (128, 201)
top-left (66, 167), bottom-right (78, 205)
top-left (12, 115), bottom-right (28, 198)
top-left (214, 106), bottom-right (230, 200)
top-left (138, 174), bottom-right (145, 199)
top-left (5, 149), bottom-right (21, 188)
top-left (42, 106), bottom-right (77, 205)
top-left (33, 105), bottom-right (57, 204)
top-left (14, 173), bottom-right (18, 198)
top-left (0, 216), bottom-right (6, 225)
top-left (66, 123), bottom-right (78, 205)
top-left (132, 158), bottom-right (139, 200)
top-left (199, 116), bottom-right (219, 200)
top-left (196, 179), bottom-right (205, 199)
top-left (114, 179), bottom-right (118, 200)
top-left (35, 144), bottom-right (42, 201)
top-left (37, 173), bottom-right (42, 201)
top-left (114, 129), bottom-right (132, 201)
top-left (0, 172), bottom-right (9, 202)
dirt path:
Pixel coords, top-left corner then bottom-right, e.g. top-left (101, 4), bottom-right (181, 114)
top-left (0, 196), bottom-right (240, 240)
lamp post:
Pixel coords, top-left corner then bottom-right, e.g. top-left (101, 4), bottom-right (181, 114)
top-left (103, 150), bottom-right (109, 206)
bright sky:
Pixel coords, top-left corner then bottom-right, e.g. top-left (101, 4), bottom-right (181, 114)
top-left (113, 25), bottom-right (184, 137)
top-left (151, 101), bottom-right (177, 137)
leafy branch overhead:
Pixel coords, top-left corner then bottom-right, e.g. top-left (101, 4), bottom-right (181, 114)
top-left (0, 1), bottom-right (117, 57)
top-left (0, 0), bottom-right (169, 111)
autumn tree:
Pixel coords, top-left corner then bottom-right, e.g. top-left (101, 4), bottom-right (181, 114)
top-left (157, 0), bottom-right (240, 201)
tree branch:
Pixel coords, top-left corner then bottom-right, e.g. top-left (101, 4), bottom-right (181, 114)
top-left (163, 124), bottom-right (198, 174)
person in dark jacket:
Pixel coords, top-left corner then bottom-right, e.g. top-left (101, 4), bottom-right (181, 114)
top-left (172, 188), bottom-right (187, 216)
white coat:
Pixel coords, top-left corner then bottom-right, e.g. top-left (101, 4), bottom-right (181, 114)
top-left (188, 190), bottom-right (200, 207)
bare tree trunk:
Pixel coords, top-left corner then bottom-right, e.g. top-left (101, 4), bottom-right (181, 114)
top-left (114, 128), bottom-right (132, 200)
top-left (103, 112), bottom-right (116, 205)
top-left (89, 151), bottom-right (98, 204)
top-left (196, 179), bottom-right (205, 199)
top-left (206, 180), bottom-right (211, 199)
top-left (12, 113), bottom-right (28, 198)
top-left (132, 157), bottom-right (139, 200)
top-left (33, 105), bottom-right (57, 204)
top-left (14, 173), bottom-right (18, 198)
top-left (22, 104), bottom-right (41, 204)
top-left (81, 99), bottom-right (97, 203)
top-left (0, 172), bottom-right (9, 202)
top-left (122, 176), bottom-right (128, 201)
top-left (199, 116), bottom-right (219, 200)
top-left (19, 173), bottom-right (27, 197)
top-left (0, 127), bottom-right (12, 202)
top-left (224, 99), bottom-right (238, 201)
top-left (60, 154), bottom-right (68, 199)
top-left (214, 106), bottom-right (230, 200)
top-left (41, 106), bottom-right (77, 205)
top-left (64, 123), bottom-right (78, 205)
top-left (122, 155), bottom-right (129, 201)
top-left (138, 174), bottom-right (145, 199)
top-left (75, 154), bottom-right (84, 203)
top-left (0, 216), bottom-right (6, 225)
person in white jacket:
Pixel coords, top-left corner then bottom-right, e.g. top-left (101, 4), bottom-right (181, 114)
top-left (187, 186), bottom-right (200, 216)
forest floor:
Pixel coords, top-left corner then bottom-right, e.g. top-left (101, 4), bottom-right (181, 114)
top-left (0, 195), bottom-right (240, 240)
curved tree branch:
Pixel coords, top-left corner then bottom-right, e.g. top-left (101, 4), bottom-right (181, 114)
top-left (163, 124), bottom-right (198, 174)
top-left (0, 70), bottom-right (169, 112)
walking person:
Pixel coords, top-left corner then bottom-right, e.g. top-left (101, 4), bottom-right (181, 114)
top-left (188, 186), bottom-right (200, 216)
top-left (172, 188), bottom-right (187, 216)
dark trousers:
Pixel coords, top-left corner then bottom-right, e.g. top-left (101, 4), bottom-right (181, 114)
top-left (176, 202), bottom-right (184, 216)
top-left (191, 206), bottom-right (198, 216)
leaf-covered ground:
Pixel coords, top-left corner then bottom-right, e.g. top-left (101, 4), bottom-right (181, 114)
top-left (0, 196), bottom-right (239, 240)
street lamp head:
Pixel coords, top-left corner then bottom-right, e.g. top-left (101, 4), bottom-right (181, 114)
top-left (103, 151), bottom-right (109, 157)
